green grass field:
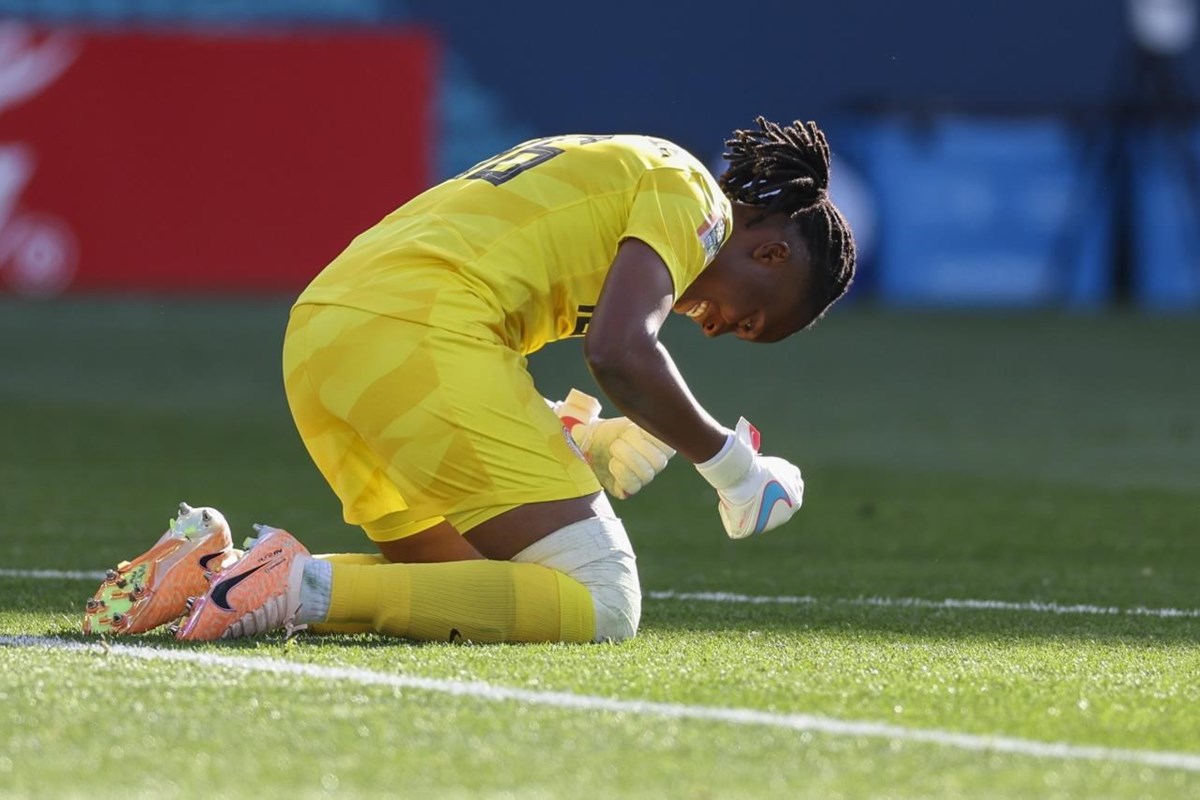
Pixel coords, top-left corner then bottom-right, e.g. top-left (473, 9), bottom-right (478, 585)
top-left (1, 297), bottom-right (1198, 799)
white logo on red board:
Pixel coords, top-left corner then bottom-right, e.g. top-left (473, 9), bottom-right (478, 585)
top-left (0, 24), bottom-right (80, 297)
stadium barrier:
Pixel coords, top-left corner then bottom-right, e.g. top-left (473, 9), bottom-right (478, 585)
top-left (0, 24), bottom-right (436, 296)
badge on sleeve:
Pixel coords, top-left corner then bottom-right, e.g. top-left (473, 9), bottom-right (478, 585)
top-left (696, 210), bottom-right (727, 265)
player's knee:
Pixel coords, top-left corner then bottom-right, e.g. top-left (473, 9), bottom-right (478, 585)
top-left (567, 523), bottom-right (641, 642)
top-left (511, 515), bottom-right (642, 643)
top-left (589, 566), bottom-right (641, 642)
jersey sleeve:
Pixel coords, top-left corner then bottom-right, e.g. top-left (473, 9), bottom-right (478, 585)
top-left (621, 166), bottom-right (732, 296)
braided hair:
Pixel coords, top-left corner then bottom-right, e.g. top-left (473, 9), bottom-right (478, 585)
top-left (719, 116), bottom-right (856, 328)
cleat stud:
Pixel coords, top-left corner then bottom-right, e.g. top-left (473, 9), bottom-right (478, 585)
top-left (179, 502), bottom-right (193, 516)
top-left (105, 569), bottom-right (119, 582)
top-left (201, 510), bottom-right (212, 524)
top-left (85, 599), bottom-right (100, 611)
top-left (167, 624), bottom-right (180, 636)
top-left (185, 597), bottom-right (197, 611)
top-left (131, 584), bottom-right (146, 599)
top-left (111, 612), bottom-right (124, 623)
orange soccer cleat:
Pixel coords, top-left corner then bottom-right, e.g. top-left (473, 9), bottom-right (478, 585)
top-left (174, 525), bottom-right (311, 642)
top-left (82, 502), bottom-right (240, 635)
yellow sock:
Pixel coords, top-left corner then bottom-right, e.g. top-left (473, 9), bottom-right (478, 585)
top-left (327, 561), bottom-right (596, 643)
top-left (307, 553), bottom-right (389, 635)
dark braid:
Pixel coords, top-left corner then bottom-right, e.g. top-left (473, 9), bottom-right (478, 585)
top-left (720, 116), bottom-right (856, 328)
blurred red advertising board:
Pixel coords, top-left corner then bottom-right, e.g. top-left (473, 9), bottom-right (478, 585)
top-left (0, 24), bottom-right (436, 296)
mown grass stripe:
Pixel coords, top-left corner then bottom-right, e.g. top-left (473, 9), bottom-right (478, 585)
top-left (646, 590), bottom-right (1200, 619)
top-left (2, 634), bottom-right (1198, 772)
top-left (5, 569), bottom-right (1199, 620)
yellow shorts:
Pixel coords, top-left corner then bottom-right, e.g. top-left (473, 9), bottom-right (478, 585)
top-left (282, 304), bottom-right (600, 542)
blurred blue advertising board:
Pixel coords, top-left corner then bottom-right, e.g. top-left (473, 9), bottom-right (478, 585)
top-left (855, 117), bottom-right (1111, 308)
top-left (1132, 129), bottom-right (1200, 309)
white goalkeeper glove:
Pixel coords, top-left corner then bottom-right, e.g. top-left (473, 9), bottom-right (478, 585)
top-left (550, 389), bottom-right (676, 500)
top-left (695, 418), bottom-right (804, 539)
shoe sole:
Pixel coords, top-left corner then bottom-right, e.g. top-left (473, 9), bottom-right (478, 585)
top-left (82, 529), bottom-right (232, 635)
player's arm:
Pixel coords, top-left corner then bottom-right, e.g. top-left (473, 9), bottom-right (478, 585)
top-left (583, 237), bottom-right (727, 463)
top-left (585, 237), bottom-right (804, 538)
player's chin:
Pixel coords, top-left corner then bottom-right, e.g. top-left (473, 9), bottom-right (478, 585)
top-left (752, 329), bottom-right (789, 344)
top-left (733, 325), bottom-right (787, 344)
top-left (758, 316), bottom-right (807, 343)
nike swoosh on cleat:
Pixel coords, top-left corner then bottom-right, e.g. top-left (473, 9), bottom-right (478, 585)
top-left (198, 551), bottom-right (225, 571)
top-left (210, 563), bottom-right (268, 612)
top-left (753, 481), bottom-right (793, 535)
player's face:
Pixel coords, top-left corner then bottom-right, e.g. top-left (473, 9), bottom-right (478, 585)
top-left (672, 210), bottom-right (811, 343)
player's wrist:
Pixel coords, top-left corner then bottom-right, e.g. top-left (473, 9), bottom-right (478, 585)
top-left (695, 426), bottom-right (754, 492)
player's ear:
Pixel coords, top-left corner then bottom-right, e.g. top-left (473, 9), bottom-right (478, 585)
top-left (752, 240), bottom-right (790, 266)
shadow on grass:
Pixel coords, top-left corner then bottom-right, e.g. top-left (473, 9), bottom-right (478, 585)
top-left (8, 576), bottom-right (1199, 649)
top-left (13, 605), bottom-right (1200, 653)
top-left (21, 617), bottom-right (478, 653)
top-left (642, 600), bottom-right (1200, 645)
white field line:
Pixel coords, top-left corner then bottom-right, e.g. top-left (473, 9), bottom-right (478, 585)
top-left (646, 590), bottom-right (1200, 619)
top-left (3, 568), bottom-right (1200, 620)
top-left (1, 634), bottom-right (1198, 773)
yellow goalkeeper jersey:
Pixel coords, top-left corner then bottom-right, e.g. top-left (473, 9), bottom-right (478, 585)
top-left (296, 134), bottom-right (732, 354)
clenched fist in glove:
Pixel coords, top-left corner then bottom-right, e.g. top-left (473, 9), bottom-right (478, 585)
top-left (695, 418), bottom-right (804, 539)
top-left (550, 389), bottom-right (676, 500)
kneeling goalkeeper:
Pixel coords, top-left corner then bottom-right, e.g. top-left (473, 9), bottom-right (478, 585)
top-left (87, 117), bottom-right (856, 644)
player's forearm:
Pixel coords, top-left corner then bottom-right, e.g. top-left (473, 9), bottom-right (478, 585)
top-left (585, 341), bottom-right (728, 464)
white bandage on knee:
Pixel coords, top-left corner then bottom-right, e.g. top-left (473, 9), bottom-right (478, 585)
top-left (511, 516), bottom-right (641, 643)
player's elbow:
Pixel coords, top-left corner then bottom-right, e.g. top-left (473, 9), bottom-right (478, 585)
top-left (584, 340), bottom-right (643, 398)
top-left (582, 339), bottom-right (618, 378)
top-left (584, 330), bottom-right (653, 382)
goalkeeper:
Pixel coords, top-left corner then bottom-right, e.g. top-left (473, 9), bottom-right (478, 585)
top-left (91, 117), bottom-right (856, 644)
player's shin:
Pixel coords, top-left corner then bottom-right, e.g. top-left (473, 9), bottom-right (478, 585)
top-left (305, 553), bottom-right (387, 635)
top-left (325, 560), bottom-right (596, 644)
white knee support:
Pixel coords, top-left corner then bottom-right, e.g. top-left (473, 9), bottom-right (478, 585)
top-left (511, 516), bottom-right (641, 642)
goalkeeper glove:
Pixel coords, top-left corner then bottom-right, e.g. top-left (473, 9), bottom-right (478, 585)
top-left (695, 418), bottom-right (804, 539)
top-left (551, 389), bottom-right (676, 500)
